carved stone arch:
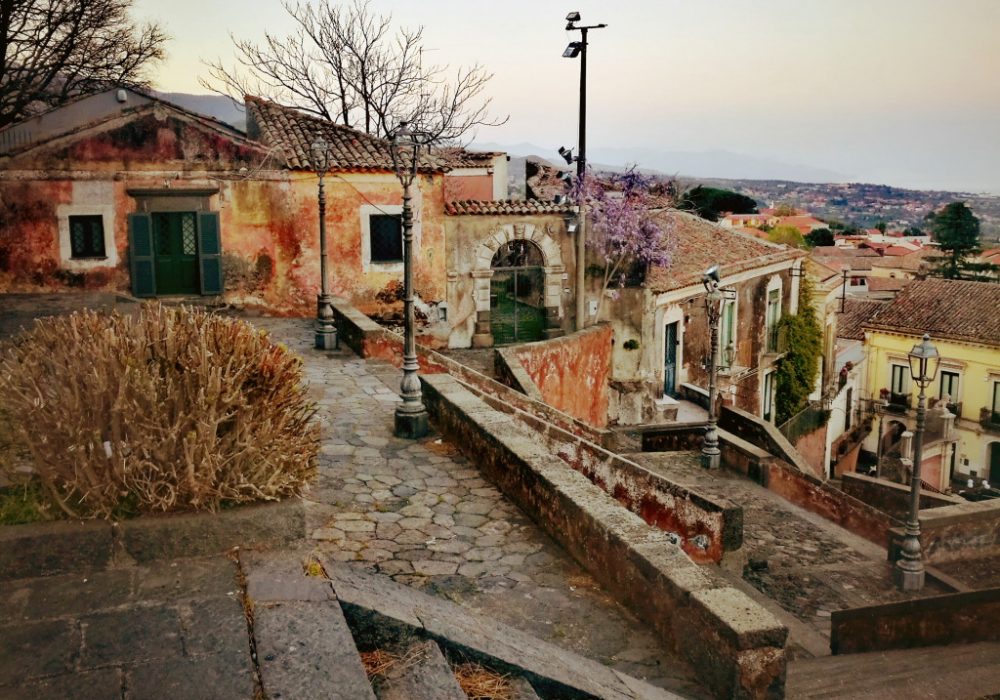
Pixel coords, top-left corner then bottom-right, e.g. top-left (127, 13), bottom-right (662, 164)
top-left (470, 222), bottom-right (566, 347)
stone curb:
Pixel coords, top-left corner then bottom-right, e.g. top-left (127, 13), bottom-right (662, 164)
top-left (0, 499), bottom-right (304, 580)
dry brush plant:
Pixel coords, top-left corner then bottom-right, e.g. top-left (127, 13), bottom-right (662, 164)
top-left (0, 304), bottom-right (319, 519)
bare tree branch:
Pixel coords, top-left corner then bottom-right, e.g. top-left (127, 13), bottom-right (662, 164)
top-left (201, 0), bottom-right (507, 144)
top-left (0, 0), bottom-right (167, 128)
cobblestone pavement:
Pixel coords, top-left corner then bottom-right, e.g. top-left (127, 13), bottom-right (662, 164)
top-left (249, 317), bottom-right (709, 699)
top-left (630, 451), bottom-right (949, 658)
top-left (936, 554), bottom-right (1000, 589)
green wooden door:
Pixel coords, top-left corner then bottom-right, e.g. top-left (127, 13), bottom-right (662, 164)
top-left (152, 212), bottom-right (200, 295)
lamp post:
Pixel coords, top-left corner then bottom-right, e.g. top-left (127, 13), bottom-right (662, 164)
top-left (388, 121), bottom-right (430, 439)
top-left (896, 333), bottom-right (940, 592)
top-left (311, 135), bottom-right (338, 350)
top-left (874, 395), bottom-right (889, 479)
top-left (563, 11), bottom-right (606, 331)
top-left (702, 265), bottom-right (724, 469)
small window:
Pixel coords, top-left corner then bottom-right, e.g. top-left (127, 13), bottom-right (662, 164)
top-left (369, 214), bottom-right (402, 263)
top-left (69, 215), bottom-right (106, 258)
top-left (720, 299), bottom-right (736, 366)
top-left (939, 370), bottom-right (960, 402)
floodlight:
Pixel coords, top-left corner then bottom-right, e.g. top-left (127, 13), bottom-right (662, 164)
top-left (566, 11), bottom-right (581, 22)
top-left (558, 146), bottom-right (574, 164)
top-left (563, 41), bottom-right (582, 58)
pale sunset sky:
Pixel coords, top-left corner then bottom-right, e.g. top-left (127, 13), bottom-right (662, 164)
top-left (133, 0), bottom-right (1000, 193)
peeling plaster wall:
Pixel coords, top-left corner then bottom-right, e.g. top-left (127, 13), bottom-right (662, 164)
top-left (0, 110), bottom-right (448, 315)
top-left (510, 324), bottom-right (612, 428)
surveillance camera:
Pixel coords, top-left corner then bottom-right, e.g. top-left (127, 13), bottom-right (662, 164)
top-left (566, 11), bottom-right (581, 22)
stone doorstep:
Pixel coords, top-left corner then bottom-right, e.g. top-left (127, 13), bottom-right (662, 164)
top-left (0, 498), bottom-right (304, 580)
top-left (323, 561), bottom-right (683, 700)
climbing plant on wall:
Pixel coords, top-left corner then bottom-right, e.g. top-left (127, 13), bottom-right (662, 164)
top-left (773, 276), bottom-right (823, 425)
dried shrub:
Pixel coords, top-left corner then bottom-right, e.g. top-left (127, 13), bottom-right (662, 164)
top-left (0, 304), bottom-right (318, 519)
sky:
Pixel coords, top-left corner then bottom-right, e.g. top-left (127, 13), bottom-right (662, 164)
top-left (133, 0), bottom-right (1000, 193)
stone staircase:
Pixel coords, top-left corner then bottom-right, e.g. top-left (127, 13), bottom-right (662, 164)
top-left (243, 550), bottom-right (687, 700)
top-left (785, 641), bottom-right (1000, 699)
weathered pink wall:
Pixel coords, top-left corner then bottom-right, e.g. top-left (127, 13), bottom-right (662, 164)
top-left (0, 110), bottom-right (448, 316)
top-left (793, 423), bottom-right (828, 478)
top-left (443, 174), bottom-right (493, 202)
top-left (511, 325), bottom-right (613, 428)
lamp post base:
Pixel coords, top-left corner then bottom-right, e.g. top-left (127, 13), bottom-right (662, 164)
top-left (394, 407), bottom-right (429, 440)
top-left (315, 326), bottom-right (338, 351)
top-left (701, 449), bottom-right (721, 470)
top-left (895, 561), bottom-right (925, 592)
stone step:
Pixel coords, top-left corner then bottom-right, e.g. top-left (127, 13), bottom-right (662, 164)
top-left (376, 639), bottom-right (466, 700)
top-left (785, 641), bottom-right (1000, 699)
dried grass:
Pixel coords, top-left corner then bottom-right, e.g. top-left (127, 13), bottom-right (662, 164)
top-left (360, 648), bottom-right (401, 678)
top-left (0, 304), bottom-right (319, 519)
top-left (453, 661), bottom-right (513, 700)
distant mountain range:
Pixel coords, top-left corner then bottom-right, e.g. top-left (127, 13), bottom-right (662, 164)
top-left (472, 141), bottom-right (848, 185)
top-left (156, 92), bottom-right (246, 131)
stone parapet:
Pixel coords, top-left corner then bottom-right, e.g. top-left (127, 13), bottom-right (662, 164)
top-left (421, 372), bottom-right (787, 700)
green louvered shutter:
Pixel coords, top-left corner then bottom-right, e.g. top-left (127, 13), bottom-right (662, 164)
top-left (198, 211), bottom-right (223, 296)
top-left (128, 213), bottom-right (156, 297)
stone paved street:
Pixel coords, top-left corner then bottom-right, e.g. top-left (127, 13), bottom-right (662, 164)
top-left (630, 451), bottom-right (949, 658)
top-left (248, 317), bottom-right (709, 699)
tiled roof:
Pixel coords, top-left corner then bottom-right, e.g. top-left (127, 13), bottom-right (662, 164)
top-left (444, 199), bottom-right (575, 216)
top-left (837, 300), bottom-right (886, 340)
top-left (244, 95), bottom-right (448, 173)
top-left (862, 278), bottom-right (1000, 347)
top-left (870, 248), bottom-right (932, 272)
top-left (865, 276), bottom-right (910, 292)
top-left (646, 210), bottom-right (804, 294)
top-left (812, 246), bottom-right (880, 257)
top-left (814, 255), bottom-right (875, 271)
top-left (438, 148), bottom-right (503, 168)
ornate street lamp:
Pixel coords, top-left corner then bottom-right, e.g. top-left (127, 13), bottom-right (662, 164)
top-left (311, 134), bottom-right (337, 350)
top-left (701, 265), bottom-right (724, 469)
top-left (896, 333), bottom-right (940, 591)
top-left (388, 121), bottom-right (431, 439)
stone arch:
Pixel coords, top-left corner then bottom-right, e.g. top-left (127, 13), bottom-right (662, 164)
top-left (471, 222), bottom-right (565, 347)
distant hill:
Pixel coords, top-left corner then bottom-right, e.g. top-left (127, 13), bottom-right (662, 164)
top-left (154, 92), bottom-right (246, 131)
top-left (472, 141), bottom-right (846, 184)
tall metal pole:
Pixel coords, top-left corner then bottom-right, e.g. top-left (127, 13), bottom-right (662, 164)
top-left (314, 165), bottom-right (337, 350)
top-left (875, 408), bottom-right (886, 479)
top-left (574, 27), bottom-right (589, 331)
top-left (897, 383), bottom-right (927, 591)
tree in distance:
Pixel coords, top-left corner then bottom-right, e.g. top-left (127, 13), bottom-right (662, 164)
top-left (767, 225), bottom-right (806, 249)
top-left (0, 0), bottom-right (166, 128)
top-left (804, 228), bottom-right (835, 248)
top-left (678, 185), bottom-right (758, 222)
top-left (926, 202), bottom-right (998, 281)
top-left (203, 0), bottom-right (506, 142)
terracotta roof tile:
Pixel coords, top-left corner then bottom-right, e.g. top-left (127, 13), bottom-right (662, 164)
top-left (870, 248), bottom-right (932, 272)
top-left (865, 276), bottom-right (910, 292)
top-left (444, 199), bottom-right (575, 216)
top-left (647, 210), bottom-right (804, 293)
top-left (244, 95), bottom-right (448, 173)
top-left (838, 299), bottom-right (887, 340)
top-left (862, 278), bottom-right (1000, 347)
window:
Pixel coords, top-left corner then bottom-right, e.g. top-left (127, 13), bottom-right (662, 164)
top-left (369, 214), bottom-right (403, 263)
top-left (890, 364), bottom-right (910, 408)
top-left (763, 371), bottom-right (774, 422)
top-left (69, 215), bottom-right (106, 258)
top-left (992, 381), bottom-right (1000, 423)
top-left (939, 370), bottom-right (961, 413)
top-left (766, 288), bottom-right (781, 352)
top-left (720, 299), bottom-right (736, 367)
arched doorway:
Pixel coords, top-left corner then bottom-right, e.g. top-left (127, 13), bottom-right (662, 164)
top-left (490, 240), bottom-right (545, 344)
top-left (989, 442), bottom-right (1000, 483)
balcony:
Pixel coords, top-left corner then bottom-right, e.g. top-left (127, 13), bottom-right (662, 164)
top-left (886, 393), bottom-right (911, 414)
top-left (981, 407), bottom-right (1000, 434)
top-left (764, 326), bottom-right (787, 357)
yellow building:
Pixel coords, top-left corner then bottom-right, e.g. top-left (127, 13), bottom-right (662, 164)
top-left (862, 278), bottom-right (1000, 490)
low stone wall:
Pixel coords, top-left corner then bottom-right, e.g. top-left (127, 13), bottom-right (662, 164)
top-left (888, 497), bottom-right (1000, 565)
top-left (331, 298), bottom-right (606, 445)
top-left (506, 324), bottom-right (613, 428)
top-left (719, 432), bottom-right (897, 547)
top-left (830, 587), bottom-right (1000, 654)
top-left (421, 373), bottom-right (787, 700)
top-left (493, 347), bottom-right (544, 402)
top-left (0, 499), bottom-right (304, 580)
top-left (842, 472), bottom-right (963, 520)
top-left (639, 423), bottom-right (706, 452)
top-left (719, 405), bottom-right (814, 476)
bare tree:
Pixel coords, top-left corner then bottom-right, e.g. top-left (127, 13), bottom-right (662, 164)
top-left (0, 0), bottom-right (167, 128)
top-left (202, 0), bottom-right (506, 143)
